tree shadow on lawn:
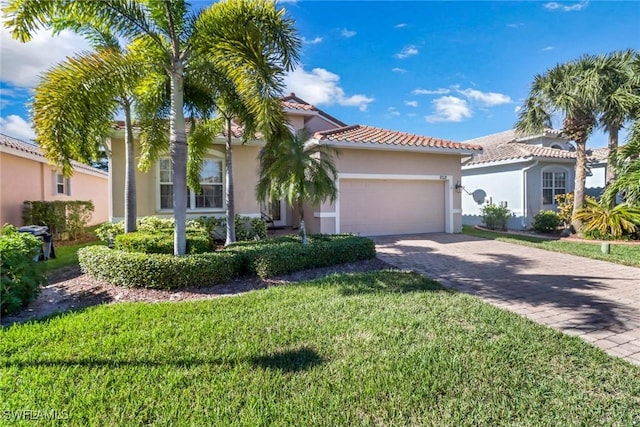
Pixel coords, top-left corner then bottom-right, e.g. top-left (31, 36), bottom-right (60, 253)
top-left (374, 234), bottom-right (638, 334)
top-left (330, 270), bottom-right (447, 296)
top-left (1, 346), bottom-right (324, 373)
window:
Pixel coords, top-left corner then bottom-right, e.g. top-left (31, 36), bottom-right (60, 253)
top-left (159, 158), bottom-right (224, 210)
top-left (542, 171), bottom-right (566, 205)
top-left (55, 174), bottom-right (70, 195)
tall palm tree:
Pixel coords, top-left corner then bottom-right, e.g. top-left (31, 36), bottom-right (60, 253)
top-left (516, 56), bottom-right (600, 230)
top-left (257, 129), bottom-right (338, 244)
top-left (593, 50), bottom-right (640, 187)
top-left (31, 26), bottom-right (153, 234)
top-left (602, 119), bottom-right (640, 207)
top-left (5, 0), bottom-right (299, 255)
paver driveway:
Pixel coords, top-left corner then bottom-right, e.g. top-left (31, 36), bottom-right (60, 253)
top-left (374, 234), bottom-right (640, 365)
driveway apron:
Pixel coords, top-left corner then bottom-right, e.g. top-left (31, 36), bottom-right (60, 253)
top-left (374, 234), bottom-right (640, 365)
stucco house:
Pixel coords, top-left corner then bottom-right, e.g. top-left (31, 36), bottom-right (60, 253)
top-left (108, 94), bottom-right (482, 236)
top-left (460, 129), bottom-right (609, 230)
top-left (0, 133), bottom-right (109, 227)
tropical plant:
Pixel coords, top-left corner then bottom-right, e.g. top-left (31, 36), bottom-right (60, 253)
top-left (516, 55), bottom-right (601, 230)
top-left (4, 0), bottom-right (300, 255)
top-left (574, 199), bottom-right (640, 240)
top-left (30, 30), bottom-right (146, 234)
top-left (257, 129), bottom-right (338, 244)
top-left (594, 50), bottom-right (640, 187)
top-left (554, 192), bottom-right (597, 228)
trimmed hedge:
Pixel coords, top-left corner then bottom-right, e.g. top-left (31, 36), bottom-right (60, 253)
top-left (0, 225), bottom-right (47, 315)
top-left (532, 210), bottom-right (561, 233)
top-left (115, 231), bottom-right (211, 254)
top-left (225, 234), bottom-right (376, 278)
top-left (78, 234), bottom-right (377, 289)
top-left (78, 246), bottom-right (239, 289)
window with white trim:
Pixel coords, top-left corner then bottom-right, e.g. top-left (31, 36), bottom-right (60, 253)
top-left (55, 173), bottom-right (71, 195)
top-left (542, 171), bottom-right (566, 205)
top-left (159, 158), bottom-right (224, 210)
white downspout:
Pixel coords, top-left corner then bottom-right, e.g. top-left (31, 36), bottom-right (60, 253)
top-left (521, 160), bottom-right (539, 229)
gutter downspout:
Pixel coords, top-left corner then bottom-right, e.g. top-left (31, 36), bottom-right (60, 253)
top-left (521, 160), bottom-right (539, 230)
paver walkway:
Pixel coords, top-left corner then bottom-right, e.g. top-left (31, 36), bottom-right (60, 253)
top-left (374, 234), bottom-right (640, 365)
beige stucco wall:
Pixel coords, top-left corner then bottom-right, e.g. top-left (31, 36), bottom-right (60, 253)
top-left (0, 152), bottom-right (109, 227)
top-left (109, 137), bottom-right (262, 220)
top-left (305, 148), bottom-right (464, 234)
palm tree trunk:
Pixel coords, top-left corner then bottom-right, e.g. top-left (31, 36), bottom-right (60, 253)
top-left (572, 139), bottom-right (587, 231)
top-left (170, 60), bottom-right (188, 256)
top-left (298, 198), bottom-right (307, 245)
top-left (606, 125), bottom-right (619, 188)
top-left (225, 117), bottom-right (236, 245)
top-left (123, 100), bottom-right (137, 234)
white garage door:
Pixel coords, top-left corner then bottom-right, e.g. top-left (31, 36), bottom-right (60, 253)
top-left (340, 179), bottom-right (445, 236)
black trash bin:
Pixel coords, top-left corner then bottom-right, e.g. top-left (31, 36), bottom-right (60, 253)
top-left (18, 225), bottom-right (56, 261)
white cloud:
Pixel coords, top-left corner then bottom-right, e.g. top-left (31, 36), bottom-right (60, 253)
top-left (543, 0), bottom-right (588, 12)
top-left (284, 66), bottom-right (374, 112)
top-left (514, 106), bottom-right (523, 113)
top-left (412, 88), bottom-right (450, 95)
top-left (404, 100), bottom-right (418, 107)
top-left (456, 88), bottom-right (512, 106)
top-left (387, 107), bottom-right (401, 117)
top-left (425, 96), bottom-right (472, 123)
top-left (392, 67), bottom-right (407, 73)
top-left (394, 45), bottom-right (418, 59)
top-left (507, 23), bottom-right (523, 29)
top-left (340, 28), bottom-right (357, 38)
top-left (542, 46), bottom-right (555, 51)
top-left (0, 115), bottom-right (36, 141)
top-left (302, 36), bottom-right (323, 45)
top-left (394, 23), bottom-right (408, 29)
top-left (0, 25), bottom-right (89, 87)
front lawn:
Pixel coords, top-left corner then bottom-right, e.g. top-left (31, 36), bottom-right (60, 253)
top-left (2, 271), bottom-right (638, 426)
top-left (463, 225), bottom-right (640, 268)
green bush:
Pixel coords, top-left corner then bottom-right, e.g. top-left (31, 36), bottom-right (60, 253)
top-left (95, 221), bottom-right (125, 243)
top-left (114, 230), bottom-right (211, 254)
top-left (0, 225), bottom-right (47, 315)
top-left (79, 234), bottom-right (377, 288)
top-left (532, 210), bottom-right (561, 233)
top-left (22, 200), bottom-right (94, 240)
top-left (481, 204), bottom-right (512, 230)
top-left (193, 215), bottom-right (267, 241)
top-left (224, 234), bottom-right (376, 278)
top-left (78, 246), bottom-right (240, 289)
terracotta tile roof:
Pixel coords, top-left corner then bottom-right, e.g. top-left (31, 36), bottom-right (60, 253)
top-left (0, 133), bottom-right (107, 175)
top-left (282, 93), bottom-right (348, 127)
top-left (462, 129), bottom-right (609, 166)
top-left (314, 124), bottom-right (483, 152)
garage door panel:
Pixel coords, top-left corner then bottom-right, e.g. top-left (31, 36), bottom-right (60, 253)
top-left (340, 179), bottom-right (445, 236)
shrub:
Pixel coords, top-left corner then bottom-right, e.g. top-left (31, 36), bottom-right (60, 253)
top-left (78, 246), bottom-right (240, 289)
top-left (574, 200), bottom-right (640, 240)
top-left (95, 221), bottom-right (125, 243)
top-left (224, 234), bottom-right (376, 278)
top-left (193, 215), bottom-right (267, 242)
top-left (114, 230), bottom-right (211, 254)
top-left (532, 210), bottom-right (561, 233)
top-left (554, 193), bottom-right (597, 227)
top-left (0, 225), bottom-right (47, 315)
top-left (481, 204), bottom-right (512, 230)
top-left (22, 200), bottom-right (94, 240)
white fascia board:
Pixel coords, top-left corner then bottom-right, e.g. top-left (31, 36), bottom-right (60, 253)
top-left (339, 173), bottom-right (450, 181)
top-left (462, 158), bottom-right (533, 170)
top-left (319, 140), bottom-right (478, 156)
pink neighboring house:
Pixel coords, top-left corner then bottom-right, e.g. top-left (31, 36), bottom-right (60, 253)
top-left (0, 133), bottom-right (109, 227)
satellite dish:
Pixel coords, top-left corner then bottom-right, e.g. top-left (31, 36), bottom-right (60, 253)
top-left (472, 189), bottom-right (487, 205)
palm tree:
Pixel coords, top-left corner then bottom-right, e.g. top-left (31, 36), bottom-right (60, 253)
top-left (516, 56), bottom-right (600, 230)
top-left (602, 119), bottom-right (640, 207)
top-left (593, 50), bottom-right (640, 187)
top-left (5, 0), bottom-right (299, 255)
top-left (31, 27), bottom-right (151, 234)
top-left (257, 129), bottom-right (338, 244)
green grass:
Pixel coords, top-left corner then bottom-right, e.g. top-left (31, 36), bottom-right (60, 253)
top-left (463, 225), bottom-right (640, 268)
top-left (43, 240), bottom-right (105, 273)
top-left (2, 271), bottom-right (638, 426)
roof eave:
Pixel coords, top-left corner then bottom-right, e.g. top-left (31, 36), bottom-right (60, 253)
top-left (319, 140), bottom-right (480, 156)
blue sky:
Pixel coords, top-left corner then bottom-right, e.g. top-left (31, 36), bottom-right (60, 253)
top-left (1, 0), bottom-right (639, 147)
